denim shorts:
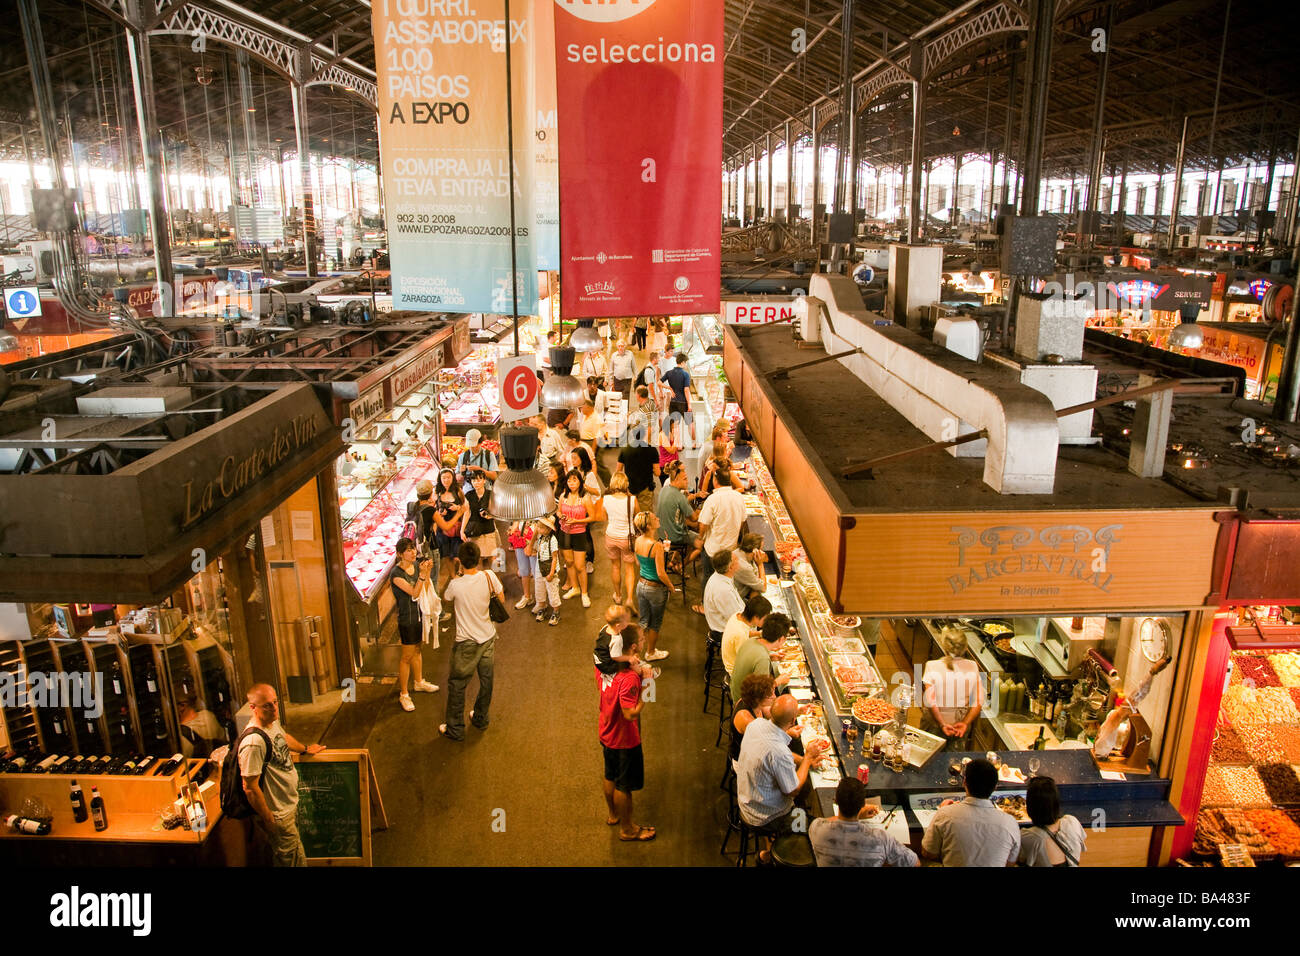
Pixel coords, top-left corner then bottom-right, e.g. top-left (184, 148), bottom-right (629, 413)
top-left (514, 547), bottom-right (535, 577)
top-left (636, 579), bottom-right (669, 631)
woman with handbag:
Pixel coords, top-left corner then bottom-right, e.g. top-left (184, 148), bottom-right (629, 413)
top-left (600, 472), bottom-right (638, 613)
top-left (632, 510), bottom-right (675, 662)
top-left (464, 472), bottom-right (499, 569)
top-left (1019, 776), bottom-right (1086, 867)
top-left (390, 538), bottom-right (440, 713)
top-left (557, 469), bottom-right (597, 608)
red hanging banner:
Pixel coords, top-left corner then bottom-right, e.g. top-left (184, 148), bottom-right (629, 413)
top-left (553, 0), bottom-right (722, 318)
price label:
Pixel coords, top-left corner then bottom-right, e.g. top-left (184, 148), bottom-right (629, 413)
top-left (498, 353), bottom-right (539, 423)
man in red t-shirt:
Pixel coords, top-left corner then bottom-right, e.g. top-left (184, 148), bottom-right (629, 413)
top-left (598, 625), bottom-right (655, 842)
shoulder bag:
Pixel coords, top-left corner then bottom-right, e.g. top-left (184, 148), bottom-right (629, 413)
top-left (487, 571), bottom-right (509, 623)
top-left (1039, 823), bottom-right (1080, 867)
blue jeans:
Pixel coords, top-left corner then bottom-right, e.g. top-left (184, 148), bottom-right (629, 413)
top-left (444, 637), bottom-right (496, 739)
top-left (636, 579), bottom-right (669, 632)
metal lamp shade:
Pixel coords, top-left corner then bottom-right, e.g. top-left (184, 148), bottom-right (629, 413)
top-left (1168, 321), bottom-right (1204, 349)
top-left (492, 425), bottom-right (554, 521)
top-left (541, 373), bottom-right (584, 410)
top-left (569, 319), bottom-right (602, 352)
top-left (489, 467), bottom-right (555, 521)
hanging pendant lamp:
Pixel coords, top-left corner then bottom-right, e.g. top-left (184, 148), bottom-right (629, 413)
top-left (488, 425), bottom-right (555, 521)
top-left (541, 346), bottom-right (584, 410)
top-left (569, 318), bottom-right (602, 352)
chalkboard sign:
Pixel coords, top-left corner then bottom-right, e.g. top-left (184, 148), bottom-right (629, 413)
top-left (293, 750), bottom-right (382, 865)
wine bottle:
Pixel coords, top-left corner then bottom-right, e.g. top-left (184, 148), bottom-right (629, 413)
top-left (33, 753), bottom-right (58, 773)
top-left (51, 710), bottom-right (65, 737)
top-left (144, 662), bottom-right (158, 695)
top-left (89, 787), bottom-right (108, 831)
top-left (5, 814), bottom-right (51, 835)
top-left (1033, 726), bottom-right (1047, 750)
top-left (118, 706), bottom-right (131, 740)
top-left (191, 759), bottom-right (214, 785)
top-left (83, 714), bottom-right (99, 742)
top-left (5, 754), bottom-right (27, 772)
top-left (110, 661), bottom-right (124, 697)
top-left (156, 753), bottom-right (185, 776)
top-left (134, 755), bottom-right (156, 775)
top-left (152, 711), bottom-right (168, 741)
top-left (51, 755), bottom-right (71, 773)
top-left (69, 779), bottom-right (88, 822)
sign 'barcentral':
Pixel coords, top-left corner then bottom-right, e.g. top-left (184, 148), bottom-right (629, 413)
top-left (553, 0), bottom-right (721, 318)
top-left (374, 0), bottom-right (537, 315)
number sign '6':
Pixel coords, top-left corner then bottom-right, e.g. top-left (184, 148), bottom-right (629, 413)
top-left (498, 352), bottom-right (539, 424)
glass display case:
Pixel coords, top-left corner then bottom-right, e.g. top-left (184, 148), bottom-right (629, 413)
top-left (437, 348), bottom-right (501, 431)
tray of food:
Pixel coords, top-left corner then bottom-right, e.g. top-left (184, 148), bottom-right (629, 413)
top-left (852, 696), bottom-right (898, 725)
top-left (775, 660), bottom-right (809, 680)
top-left (992, 792), bottom-right (1029, 823)
top-left (820, 636), bottom-right (866, 656)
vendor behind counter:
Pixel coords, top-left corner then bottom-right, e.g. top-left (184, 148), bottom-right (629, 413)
top-left (921, 627), bottom-right (982, 752)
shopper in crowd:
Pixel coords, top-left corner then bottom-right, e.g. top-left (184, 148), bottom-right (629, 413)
top-left (921, 627), bottom-right (982, 752)
top-left (579, 347), bottom-right (605, 381)
top-left (921, 758), bottom-right (1021, 866)
top-left (733, 533), bottom-right (768, 602)
top-left (697, 466), bottom-right (747, 591)
top-left (539, 414), bottom-right (568, 472)
top-left (455, 428), bottom-right (498, 494)
top-left (722, 593), bottom-right (771, 677)
top-left (810, 778), bottom-right (920, 868)
top-left (601, 472), bottom-right (639, 613)
top-left (731, 672), bottom-right (775, 761)
top-left (557, 468), bottom-right (597, 607)
top-left (406, 479), bottom-right (437, 556)
top-left (617, 423), bottom-right (660, 513)
top-left (439, 540), bottom-right (504, 741)
top-left (239, 683), bottom-right (325, 866)
top-left (507, 520), bottom-right (536, 611)
top-left (609, 340), bottom-right (637, 400)
top-left (632, 314), bottom-right (648, 351)
top-left (697, 441), bottom-right (745, 501)
top-left (544, 462), bottom-right (562, 498)
top-left (633, 385), bottom-right (658, 444)
top-left (658, 412), bottom-right (682, 477)
top-left (1019, 776), bottom-right (1086, 867)
top-left (463, 472), bottom-right (499, 569)
top-left (579, 399), bottom-right (603, 452)
top-left (648, 316), bottom-right (668, 358)
top-left (390, 537), bottom-right (440, 712)
top-left (433, 468), bottom-right (468, 616)
top-left (655, 461), bottom-right (698, 579)
top-left (639, 350), bottom-right (662, 408)
top-left (736, 694), bottom-right (827, 862)
top-left (661, 352), bottom-right (694, 442)
top-left (703, 547), bottom-right (745, 646)
top-left (594, 604), bottom-right (653, 687)
top-left (598, 624), bottom-right (655, 842)
top-left (527, 514), bottom-right (563, 626)
top-left (731, 613), bottom-right (793, 704)
top-left (570, 443), bottom-right (603, 497)
top-left (632, 510), bottom-right (675, 662)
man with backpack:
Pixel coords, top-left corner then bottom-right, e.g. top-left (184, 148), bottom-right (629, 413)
top-left (233, 683), bottom-right (324, 866)
top-left (455, 428), bottom-right (499, 495)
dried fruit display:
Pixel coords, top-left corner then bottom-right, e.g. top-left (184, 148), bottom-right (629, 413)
top-left (1221, 766), bottom-right (1272, 807)
top-left (1269, 652), bottom-right (1300, 687)
top-left (1201, 765), bottom-right (1234, 806)
top-left (1217, 808), bottom-right (1276, 859)
top-left (1235, 655), bottom-right (1281, 688)
top-left (1290, 687), bottom-right (1300, 712)
top-left (1256, 762), bottom-right (1300, 805)
top-left (1211, 727), bottom-right (1250, 764)
top-left (1272, 725), bottom-right (1300, 764)
top-left (1222, 685), bottom-right (1300, 725)
top-left (1243, 808), bottom-right (1300, 859)
top-left (1239, 726), bottom-right (1286, 763)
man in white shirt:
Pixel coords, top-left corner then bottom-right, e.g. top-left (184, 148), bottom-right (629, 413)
top-left (921, 628), bottom-right (982, 751)
top-left (921, 758), bottom-right (1021, 866)
top-left (736, 695), bottom-right (827, 863)
top-left (609, 341), bottom-right (637, 400)
top-left (703, 549), bottom-right (745, 641)
top-left (439, 540), bottom-right (505, 741)
top-left (697, 466), bottom-right (747, 592)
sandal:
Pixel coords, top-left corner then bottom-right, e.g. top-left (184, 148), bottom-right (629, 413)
top-left (618, 825), bottom-right (657, 842)
top-left (691, 604), bottom-right (705, 615)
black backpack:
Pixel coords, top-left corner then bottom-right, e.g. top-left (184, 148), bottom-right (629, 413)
top-left (220, 726), bottom-right (273, 819)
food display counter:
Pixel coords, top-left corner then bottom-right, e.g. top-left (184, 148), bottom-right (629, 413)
top-left (437, 348), bottom-right (501, 433)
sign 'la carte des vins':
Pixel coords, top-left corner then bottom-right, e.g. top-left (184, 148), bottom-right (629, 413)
top-left (374, 0), bottom-right (537, 314)
top-left (554, 0), bottom-right (722, 318)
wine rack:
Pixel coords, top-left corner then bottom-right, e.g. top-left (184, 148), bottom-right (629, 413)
top-left (87, 642), bottom-right (139, 756)
top-left (24, 640), bottom-right (75, 754)
top-left (127, 643), bottom-right (174, 754)
top-left (49, 639), bottom-right (101, 753)
top-left (195, 645), bottom-right (237, 749)
top-left (0, 640), bottom-right (41, 756)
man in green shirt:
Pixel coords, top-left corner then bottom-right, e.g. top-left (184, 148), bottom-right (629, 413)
top-left (731, 615), bottom-right (793, 704)
top-left (655, 462), bottom-right (697, 564)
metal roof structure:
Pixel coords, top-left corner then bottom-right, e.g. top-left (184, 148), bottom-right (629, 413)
top-left (0, 0), bottom-right (1294, 180)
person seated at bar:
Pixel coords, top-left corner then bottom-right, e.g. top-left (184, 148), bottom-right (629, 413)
top-left (736, 694), bottom-right (827, 865)
top-left (722, 594), bottom-right (771, 677)
top-left (920, 758), bottom-right (1021, 867)
top-left (810, 778), bottom-right (919, 868)
top-left (1019, 776), bottom-right (1086, 867)
top-left (731, 613), bottom-right (793, 704)
top-left (921, 627), bottom-right (981, 751)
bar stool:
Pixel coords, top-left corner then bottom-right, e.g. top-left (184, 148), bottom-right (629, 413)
top-left (714, 676), bottom-right (733, 747)
top-left (719, 758), bottom-right (741, 856)
top-left (703, 633), bottom-right (726, 712)
top-left (772, 832), bottom-right (817, 867)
